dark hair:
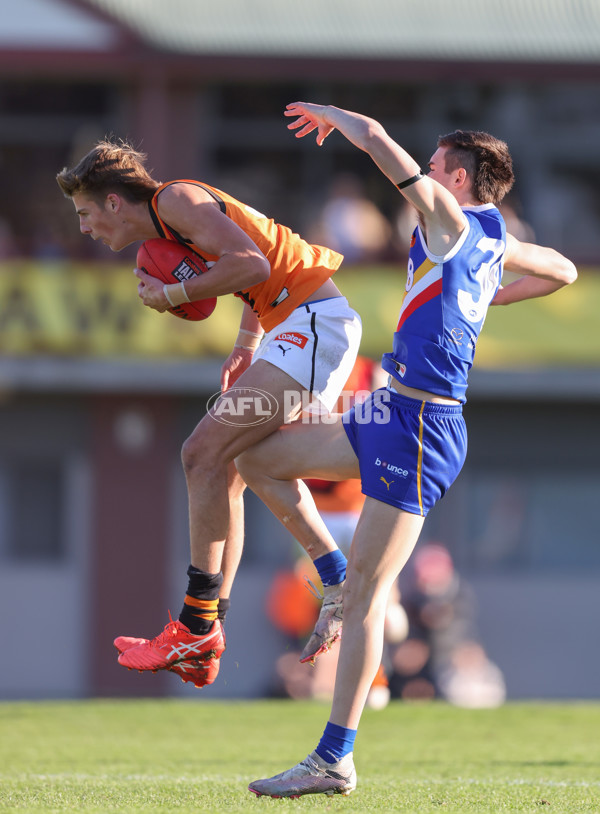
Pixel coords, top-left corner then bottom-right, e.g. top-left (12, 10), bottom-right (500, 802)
top-left (437, 130), bottom-right (514, 205)
top-left (56, 138), bottom-right (159, 202)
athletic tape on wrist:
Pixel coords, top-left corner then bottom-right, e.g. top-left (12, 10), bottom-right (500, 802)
top-left (163, 284), bottom-right (176, 308)
top-left (163, 282), bottom-right (191, 308)
top-left (179, 281), bottom-right (191, 303)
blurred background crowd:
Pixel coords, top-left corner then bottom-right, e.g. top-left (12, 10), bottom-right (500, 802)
top-left (0, 0), bottom-right (598, 704)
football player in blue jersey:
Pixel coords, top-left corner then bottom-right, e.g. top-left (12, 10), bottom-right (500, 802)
top-left (239, 103), bottom-right (577, 799)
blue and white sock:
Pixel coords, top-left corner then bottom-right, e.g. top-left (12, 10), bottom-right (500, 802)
top-left (315, 721), bottom-right (357, 763)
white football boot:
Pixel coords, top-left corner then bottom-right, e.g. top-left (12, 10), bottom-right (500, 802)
top-left (300, 579), bottom-right (344, 664)
top-left (248, 750), bottom-right (356, 798)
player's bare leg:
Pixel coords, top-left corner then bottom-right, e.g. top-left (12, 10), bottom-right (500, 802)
top-left (153, 463), bottom-right (247, 691)
top-left (249, 499), bottom-right (424, 797)
top-left (182, 361), bottom-right (336, 571)
top-left (114, 465), bottom-right (242, 687)
top-left (237, 415), bottom-right (359, 661)
top-left (219, 462), bottom-right (246, 607)
top-left (237, 416), bottom-right (359, 547)
top-left (330, 500), bottom-right (424, 727)
top-left (118, 361), bottom-right (343, 675)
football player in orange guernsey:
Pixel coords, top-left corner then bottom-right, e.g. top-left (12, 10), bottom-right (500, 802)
top-left (57, 140), bottom-right (361, 687)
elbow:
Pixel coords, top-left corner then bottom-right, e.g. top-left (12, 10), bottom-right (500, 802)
top-left (253, 255), bottom-right (271, 285)
top-left (242, 253), bottom-right (270, 288)
top-left (553, 257), bottom-right (578, 288)
top-left (362, 120), bottom-right (388, 154)
top-left (561, 260), bottom-right (578, 286)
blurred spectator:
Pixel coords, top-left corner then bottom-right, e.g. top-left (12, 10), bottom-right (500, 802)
top-left (395, 199), bottom-right (419, 249)
top-left (499, 195), bottom-right (536, 243)
top-left (437, 641), bottom-right (506, 708)
top-left (309, 173), bottom-right (393, 264)
top-left (267, 555), bottom-right (410, 707)
top-left (390, 542), bottom-right (506, 707)
top-left (0, 217), bottom-right (19, 259)
top-left (266, 555), bottom-right (320, 647)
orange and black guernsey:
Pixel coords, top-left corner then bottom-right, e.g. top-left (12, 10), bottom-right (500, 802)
top-left (149, 180), bottom-right (343, 333)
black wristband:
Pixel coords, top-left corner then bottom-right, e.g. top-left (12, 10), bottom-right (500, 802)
top-left (397, 171), bottom-right (424, 190)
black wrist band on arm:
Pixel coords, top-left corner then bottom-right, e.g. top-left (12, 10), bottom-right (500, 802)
top-left (397, 171), bottom-right (424, 190)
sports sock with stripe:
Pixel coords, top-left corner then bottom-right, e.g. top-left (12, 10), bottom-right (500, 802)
top-left (313, 549), bottom-right (347, 587)
top-left (217, 597), bottom-right (230, 623)
top-left (315, 721), bottom-right (357, 763)
top-left (179, 565), bottom-right (223, 635)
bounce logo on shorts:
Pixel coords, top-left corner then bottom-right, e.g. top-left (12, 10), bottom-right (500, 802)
top-left (375, 457), bottom-right (409, 478)
top-left (207, 387), bottom-right (279, 426)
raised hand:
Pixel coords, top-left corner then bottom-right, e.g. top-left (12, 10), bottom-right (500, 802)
top-left (284, 102), bottom-right (335, 146)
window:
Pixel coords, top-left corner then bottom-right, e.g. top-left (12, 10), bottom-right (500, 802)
top-left (1, 459), bottom-right (65, 562)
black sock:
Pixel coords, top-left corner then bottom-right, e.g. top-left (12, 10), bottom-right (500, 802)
top-left (217, 597), bottom-right (230, 623)
top-left (178, 565), bottom-right (223, 635)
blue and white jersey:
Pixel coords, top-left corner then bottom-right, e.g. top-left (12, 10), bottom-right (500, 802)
top-left (382, 204), bottom-right (506, 403)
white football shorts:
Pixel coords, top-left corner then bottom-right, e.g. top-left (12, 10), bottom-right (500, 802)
top-left (252, 296), bottom-right (362, 413)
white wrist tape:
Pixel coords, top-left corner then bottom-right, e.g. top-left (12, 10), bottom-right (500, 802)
top-left (234, 327), bottom-right (262, 351)
top-left (163, 282), bottom-right (191, 308)
top-left (163, 285), bottom-right (176, 308)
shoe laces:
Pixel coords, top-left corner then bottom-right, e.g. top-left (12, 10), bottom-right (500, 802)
top-left (304, 577), bottom-right (343, 609)
top-left (303, 576), bottom-right (323, 602)
top-left (303, 754), bottom-right (323, 776)
top-left (152, 611), bottom-right (181, 648)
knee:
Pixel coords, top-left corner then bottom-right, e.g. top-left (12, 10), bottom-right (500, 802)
top-left (237, 433), bottom-right (295, 493)
top-left (235, 446), bottom-right (262, 488)
top-left (181, 428), bottom-right (224, 477)
top-left (228, 465), bottom-right (247, 499)
top-left (181, 434), bottom-right (202, 476)
top-left (343, 569), bottom-right (370, 607)
top-left (343, 564), bottom-right (382, 616)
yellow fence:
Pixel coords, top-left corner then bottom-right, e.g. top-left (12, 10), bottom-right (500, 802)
top-left (0, 260), bottom-right (597, 365)
top-left (0, 261), bottom-right (240, 358)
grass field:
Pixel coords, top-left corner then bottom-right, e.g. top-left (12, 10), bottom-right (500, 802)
top-left (1, 699), bottom-right (599, 813)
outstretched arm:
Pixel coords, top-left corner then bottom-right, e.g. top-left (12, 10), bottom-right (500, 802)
top-left (492, 233), bottom-right (577, 305)
top-left (284, 102), bottom-right (464, 237)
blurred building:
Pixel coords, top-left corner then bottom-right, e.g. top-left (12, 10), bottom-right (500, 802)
top-left (0, 0), bottom-right (599, 701)
top-left (1, 0), bottom-right (600, 261)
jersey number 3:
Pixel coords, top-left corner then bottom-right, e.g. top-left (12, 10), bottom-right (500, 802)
top-left (457, 237), bottom-right (504, 323)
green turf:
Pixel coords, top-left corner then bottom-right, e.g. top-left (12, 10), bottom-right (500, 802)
top-left (1, 700), bottom-right (598, 813)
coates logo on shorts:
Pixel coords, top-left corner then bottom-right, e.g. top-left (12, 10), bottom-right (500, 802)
top-left (207, 387), bottom-right (279, 426)
top-left (274, 332), bottom-right (308, 349)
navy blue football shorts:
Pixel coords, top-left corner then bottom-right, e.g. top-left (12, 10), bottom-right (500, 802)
top-left (343, 387), bottom-right (467, 517)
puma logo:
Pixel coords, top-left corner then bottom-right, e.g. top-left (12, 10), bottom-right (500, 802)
top-left (278, 344), bottom-right (290, 356)
top-left (380, 476), bottom-right (394, 490)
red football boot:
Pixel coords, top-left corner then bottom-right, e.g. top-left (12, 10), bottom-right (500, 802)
top-left (170, 657), bottom-right (221, 688)
top-left (114, 635), bottom-right (147, 654)
top-left (118, 617), bottom-right (225, 672)
top-left (115, 633), bottom-right (221, 688)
